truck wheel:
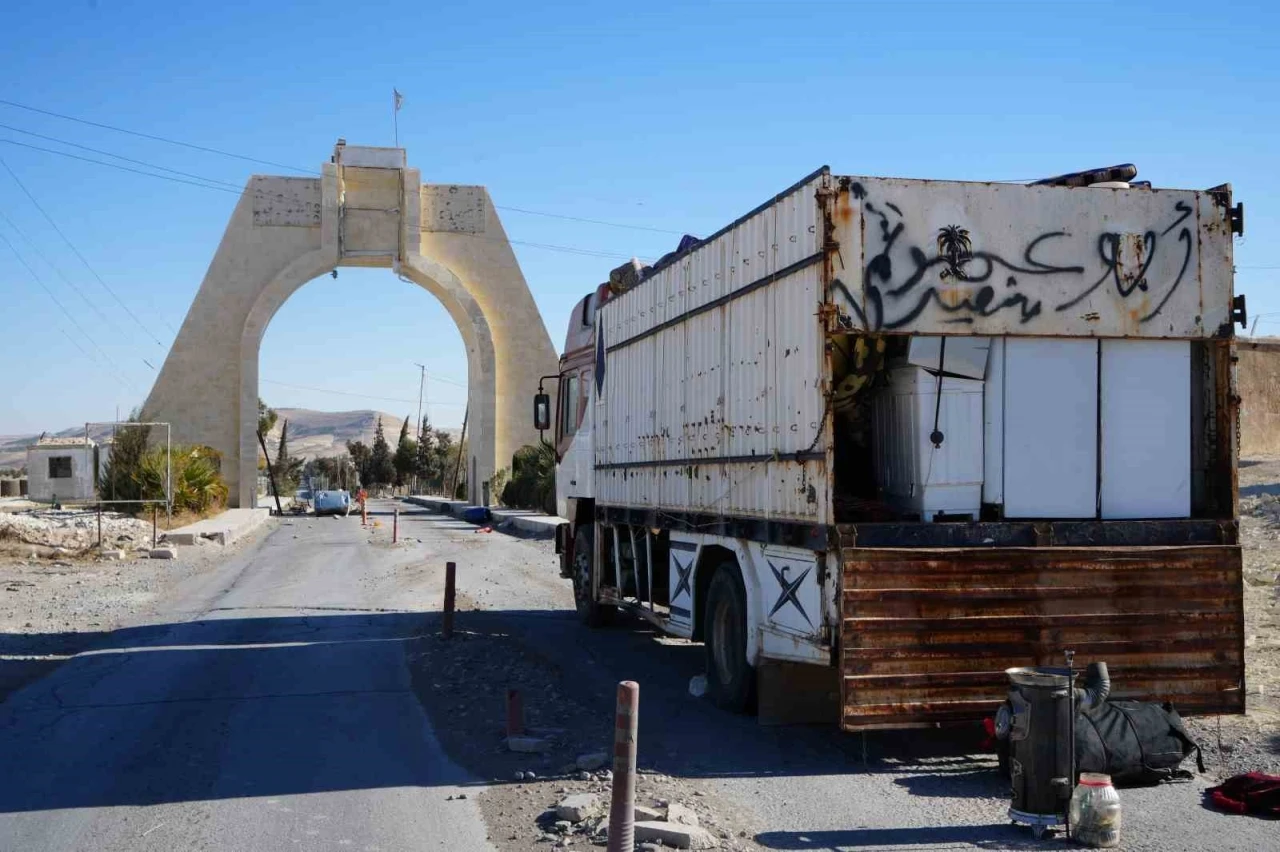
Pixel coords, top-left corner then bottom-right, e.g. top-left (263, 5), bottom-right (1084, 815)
top-left (704, 563), bottom-right (755, 713)
top-left (573, 525), bottom-right (613, 628)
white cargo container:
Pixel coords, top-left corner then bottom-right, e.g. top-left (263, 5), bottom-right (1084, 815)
top-left (871, 367), bottom-right (984, 521)
top-left (538, 165), bottom-right (1246, 730)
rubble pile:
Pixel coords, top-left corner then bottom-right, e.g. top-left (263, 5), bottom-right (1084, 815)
top-left (536, 781), bottom-right (726, 849)
top-left (0, 509), bottom-right (153, 553)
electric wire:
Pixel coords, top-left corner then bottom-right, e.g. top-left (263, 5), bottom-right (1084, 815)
top-left (0, 102), bottom-right (689, 237)
top-left (0, 217), bottom-right (133, 389)
top-left (0, 97), bottom-right (316, 174)
top-left (0, 185), bottom-right (138, 357)
top-left (0, 154), bottom-right (178, 341)
top-left (0, 136), bottom-right (655, 263)
top-left (260, 378), bottom-right (465, 407)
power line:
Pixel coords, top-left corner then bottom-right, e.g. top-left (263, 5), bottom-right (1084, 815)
top-left (0, 137), bottom-right (245, 194)
top-left (0, 97), bottom-right (316, 175)
top-left (0, 217), bottom-right (133, 389)
top-left (496, 204), bottom-right (683, 235)
top-left (0, 104), bottom-right (684, 236)
top-left (0, 154), bottom-right (174, 343)
top-left (0, 198), bottom-right (121, 336)
top-left (0, 122), bottom-right (251, 193)
top-left (2, 136), bottom-right (654, 263)
top-left (260, 378), bottom-right (465, 406)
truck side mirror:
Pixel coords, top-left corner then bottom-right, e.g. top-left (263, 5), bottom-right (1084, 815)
top-left (534, 393), bottom-right (551, 431)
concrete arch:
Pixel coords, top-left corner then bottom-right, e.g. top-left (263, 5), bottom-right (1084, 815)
top-left (142, 144), bottom-right (556, 507)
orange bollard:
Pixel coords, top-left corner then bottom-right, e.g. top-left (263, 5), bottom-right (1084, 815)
top-left (607, 681), bottom-right (639, 852)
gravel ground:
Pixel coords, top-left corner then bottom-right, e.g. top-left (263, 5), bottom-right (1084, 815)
top-left (395, 470), bottom-right (1280, 851)
top-left (409, 626), bottom-right (764, 850)
top-left (1182, 455), bottom-right (1280, 778)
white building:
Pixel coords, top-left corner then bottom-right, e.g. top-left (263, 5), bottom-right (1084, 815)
top-left (27, 436), bottom-right (97, 503)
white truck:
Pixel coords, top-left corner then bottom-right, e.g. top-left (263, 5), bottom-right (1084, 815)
top-left (535, 165), bottom-right (1247, 730)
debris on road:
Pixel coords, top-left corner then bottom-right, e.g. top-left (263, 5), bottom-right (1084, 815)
top-left (555, 792), bottom-right (600, 822)
top-left (634, 819), bottom-right (719, 849)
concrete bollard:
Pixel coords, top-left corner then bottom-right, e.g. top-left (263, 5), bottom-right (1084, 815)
top-left (607, 680), bottom-right (639, 852)
top-left (506, 688), bottom-right (524, 738)
top-left (393, 506), bottom-right (399, 543)
top-left (443, 561), bottom-right (457, 638)
top-left (97, 504), bottom-right (103, 549)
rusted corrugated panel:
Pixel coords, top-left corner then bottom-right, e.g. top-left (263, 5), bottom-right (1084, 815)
top-left (839, 545), bottom-right (1244, 731)
top-left (826, 176), bottom-right (1234, 338)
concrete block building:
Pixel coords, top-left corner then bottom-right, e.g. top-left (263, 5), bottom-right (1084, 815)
top-left (27, 436), bottom-right (96, 503)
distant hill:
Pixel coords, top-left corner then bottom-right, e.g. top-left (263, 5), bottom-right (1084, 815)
top-left (0, 409), bottom-right (462, 469)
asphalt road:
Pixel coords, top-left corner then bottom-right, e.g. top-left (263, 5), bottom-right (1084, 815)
top-left (0, 501), bottom-right (496, 852)
top-left (2, 500), bottom-right (1275, 851)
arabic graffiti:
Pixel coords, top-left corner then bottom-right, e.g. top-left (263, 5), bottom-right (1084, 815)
top-left (832, 183), bottom-right (1197, 333)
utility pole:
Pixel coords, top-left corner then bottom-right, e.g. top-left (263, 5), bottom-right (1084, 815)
top-left (414, 362), bottom-right (426, 494)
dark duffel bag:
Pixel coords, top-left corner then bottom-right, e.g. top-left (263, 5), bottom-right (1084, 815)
top-left (1076, 700), bottom-right (1205, 786)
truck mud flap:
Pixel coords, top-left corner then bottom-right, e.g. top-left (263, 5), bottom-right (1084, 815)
top-left (839, 545), bottom-right (1244, 731)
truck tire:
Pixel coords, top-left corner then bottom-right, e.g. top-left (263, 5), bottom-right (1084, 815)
top-left (573, 525), bottom-right (613, 628)
top-left (704, 562), bottom-right (755, 713)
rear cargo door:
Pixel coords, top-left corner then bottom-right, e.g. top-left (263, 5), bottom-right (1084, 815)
top-left (838, 544), bottom-right (1243, 731)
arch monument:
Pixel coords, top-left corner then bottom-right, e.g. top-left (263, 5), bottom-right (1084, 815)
top-left (142, 142), bottom-right (558, 507)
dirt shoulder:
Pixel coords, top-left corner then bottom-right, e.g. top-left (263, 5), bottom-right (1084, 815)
top-left (408, 618), bottom-right (763, 851)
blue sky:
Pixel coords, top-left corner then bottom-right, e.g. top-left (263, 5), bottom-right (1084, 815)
top-left (0, 0), bottom-right (1276, 435)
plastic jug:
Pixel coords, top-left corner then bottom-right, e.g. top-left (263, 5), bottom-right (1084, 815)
top-left (1069, 772), bottom-right (1121, 848)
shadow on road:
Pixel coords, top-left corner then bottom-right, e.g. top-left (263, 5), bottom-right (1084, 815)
top-left (755, 824), bottom-right (1051, 850)
top-left (0, 610), bottom-right (462, 814)
top-left (0, 597), bottom-right (1004, 815)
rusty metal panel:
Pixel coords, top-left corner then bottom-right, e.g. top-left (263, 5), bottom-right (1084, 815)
top-left (827, 177), bottom-right (1234, 338)
top-left (839, 545), bottom-right (1244, 730)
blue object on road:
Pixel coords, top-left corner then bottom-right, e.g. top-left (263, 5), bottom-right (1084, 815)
top-left (460, 506), bottom-right (491, 524)
top-left (314, 490), bottom-right (351, 516)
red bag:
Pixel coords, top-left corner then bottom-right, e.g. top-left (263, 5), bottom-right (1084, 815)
top-left (1205, 772), bottom-right (1280, 818)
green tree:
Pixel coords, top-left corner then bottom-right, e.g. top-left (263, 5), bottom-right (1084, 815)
top-left (369, 417), bottom-right (396, 487)
top-left (346, 440), bottom-right (371, 487)
top-left (98, 414), bottom-right (151, 509)
top-left (393, 416), bottom-right (417, 487)
top-left (414, 417), bottom-right (438, 489)
top-left (273, 419), bottom-right (304, 495)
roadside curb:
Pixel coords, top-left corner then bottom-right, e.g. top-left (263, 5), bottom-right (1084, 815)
top-left (162, 507), bottom-right (272, 547)
top-left (403, 495), bottom-right (565, 539)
